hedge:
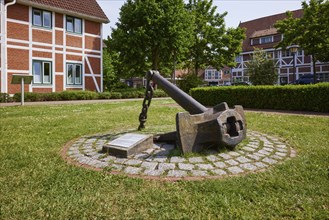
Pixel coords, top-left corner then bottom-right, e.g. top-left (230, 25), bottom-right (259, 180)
top-left (190, 83), bottom-right (329, 113)
top-left (5, 89), bottom-right (168, 103)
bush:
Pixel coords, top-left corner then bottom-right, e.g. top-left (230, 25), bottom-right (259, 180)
top-left (190, 83), bottom-right (329, 112)
top-left (177, 73), bottom-right (204, 93)
top-left (0, 93), bottom-right (11, 103)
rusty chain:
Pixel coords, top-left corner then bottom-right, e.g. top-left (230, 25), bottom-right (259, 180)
top-left (138, 78), bottom-right (154, 130)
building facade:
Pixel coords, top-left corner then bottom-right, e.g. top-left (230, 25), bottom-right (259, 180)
top-left (232, 9), bottom-right (329, 84)
top-left (0, 0), bottom-right (109, 95)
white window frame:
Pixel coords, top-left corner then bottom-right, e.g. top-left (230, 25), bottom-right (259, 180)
top-left (66, 63), bottom-right (83, 85)
top-left (32, 8), bottom-right (52, 29)
top-left (260, 36), bottom-right (273, 44)
top-left (32, 60), bottom-right (52, 85)
top-left (66, 16), bottom-right (82, 34)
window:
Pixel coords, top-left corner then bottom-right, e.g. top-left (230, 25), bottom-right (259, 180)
top-left (66, 16), bottom-right (82, 34)
top-left (32, 8), bottom-right (52, 28)
top-left (214, 71), bottom-right (219, 79)
top-left (260, 36), bottom-right (273, 44)
top-left (67, 63), bottom-right (82, 85)
top-left (33, 60), bottom-right (52, 84)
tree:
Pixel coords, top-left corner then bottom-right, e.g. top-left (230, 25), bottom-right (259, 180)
top-left (109, 0), bottom-right (194, 78)
top-left (246, 49), bottom-right (278, 85)
top-left (275, 0), bottom-right (329, 81)
top-left (186, 0), bottom-right (245, 74)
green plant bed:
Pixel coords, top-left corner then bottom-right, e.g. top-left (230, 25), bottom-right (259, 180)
top-left (1, 100), bottom-right (328, 219)
top-left (191, 83), bottom-right (329, 112)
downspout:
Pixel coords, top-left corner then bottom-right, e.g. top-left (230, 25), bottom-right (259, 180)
top-left (1, 0), bottom-right (16, 93)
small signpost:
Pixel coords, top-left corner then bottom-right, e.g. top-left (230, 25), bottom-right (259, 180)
top-left (11, 74), bottom-right (33, 106)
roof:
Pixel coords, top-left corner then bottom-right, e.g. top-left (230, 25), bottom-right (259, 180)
top-left (17, 0), bottom-right (109, 23)
top-left (239, 9), bottom-right (303, 52)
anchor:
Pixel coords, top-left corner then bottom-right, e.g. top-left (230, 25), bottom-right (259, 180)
top-left (138, 70), bottom-right (247, 154)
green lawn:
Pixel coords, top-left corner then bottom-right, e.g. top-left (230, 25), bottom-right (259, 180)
top-left (0, 99), bottom-right (328, 219)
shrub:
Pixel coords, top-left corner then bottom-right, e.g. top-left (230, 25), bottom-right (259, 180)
top-left (190, 83), bottom-right (329, 112)
top-left (0, 93), bottom-right (10, 103)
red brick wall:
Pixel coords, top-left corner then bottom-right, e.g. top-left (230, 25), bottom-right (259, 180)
top-left (85, 20), bottom-right (100, 35)
top-left (7, 4), bottom-right (29, 22)
top-left (55, 13), bottom-right (63, 28)
top-left (66, 35), bottom-right (82, 48)
top-left (85, 36), bottom-right (100, 50)
top-left (85, 57), bottom-right (100, 74)
top-left (7, 22), bottom-right (29, 40)
top-left (32, 29), bottom-right (52, 44)
top-left (32, 88), bottom-right (52, 93)
top-left (55, 75), bottom-right (63, 91)
top-left (55, 30), bottom-right (63, 45)
top-left (7, 48), bottom-right (29, 70)
top-left (32, 51), bottom-right (52, 58)
top-left (66, 55), bottom-right (82, 62)
top-left (55, 53), bottom-right (63, 72)
top-left (85, 76), bottom-right (101, 91)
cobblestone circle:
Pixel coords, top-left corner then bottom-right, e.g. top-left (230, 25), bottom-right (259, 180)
top-left (63, 130), bottom-right (296, 180)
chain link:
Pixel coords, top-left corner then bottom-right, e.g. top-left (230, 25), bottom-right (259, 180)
top-left (138, 79), bottom-right (154, 130)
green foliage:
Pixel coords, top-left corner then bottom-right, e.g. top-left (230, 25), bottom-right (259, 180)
top-left (108, 0), bottom-right (194, 77)
top-left (12, 89), bottom-right (168, 102)
top-left (0, 93), bottom-right (11, 103)
top-left (186, 0), bottom-right (245, 73)
top-left (191, 83), bottom-right (329, 112)
top-left (177, 73), bottom-right (204, 93)
top-left (246, 48), bottom-right (278, 85)
top-left (103, 49), bottom-right (122, 91)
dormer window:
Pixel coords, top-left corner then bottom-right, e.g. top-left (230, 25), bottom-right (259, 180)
top-left (260, 36), bottom-right (273, 44)
top-left (32, 8), bottom-right (52, 28)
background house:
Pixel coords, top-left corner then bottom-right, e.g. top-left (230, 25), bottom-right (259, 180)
top-left (0, 0), bottom-right (109, 95)
top-left (232, 9), bottom-right (329, 84)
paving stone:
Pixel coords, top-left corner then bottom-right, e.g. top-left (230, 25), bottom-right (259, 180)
top-left (212, 169), bottom-right (227, 176)
top-left (276, 144), bottom-right (287, 148)
top-left (144, 169), bottom-right (165, 176)
top-left (247, 154), bottom-right (261, 160)
top-left (275, 152), bottom-right (287, 157)
top-left (141, 162), bottom-right (158, 170)
top-left (196, 163), bottom-right (214, 170)
top-left (228, 151), bottom-right (240, 157)
top-left (240, 163), bottom-right (258, 171)
top-left (152, 156), bottom-right (167, 163)
top-left (94, 162), bottom-right (108, 168)
top-left (124, 166), bottom-right (142, 175)
top-left (114, 158), bottom-right (128, 164)
top-left (206, 155), bottom-right (219, 162)
top-left (101, 156), bottom-right (116, 162)
top-left (191, 170), bottom-right (209, 177)
top-left (170, 157), bottom-right (186, 163)
top-left (214, 161), bottom-right (227, 168)
top-left (254, 162), bottom-right (268, 168)
top-left (125, 159), bottom-right (143, 166)
top-left (188, 157), bottom-right (204, 163)
top-left (178, 163), bottom-right (195, 171)
top-left (263, 147), bottom-right (274, 152)
top-left (236, 156), bottom-right (251, 163)
top-left (91, 154), bottom-right (103, 160)
top-left (218, 153), bottom-right (232, 159)
top-left (262, 157), bottom-right (278, 165)
top-left (290, 149), bottom-right (297, 157)
top-left (258, 150), bottom-right (271, 156)
top-left (277, 148), bottom-right (288, 153)
top-left (271, 154), bottom-right (284, 160)
top-left (158, 163), bottom-right (176, 171)
top-left (242, 147), bottom-right (256, 152)
top-left (226, 159), bottom-right (239, 166)
top-left (167, 170), bottom-right (188, 178)
top-left (227, 166), bottom-right (244, 174)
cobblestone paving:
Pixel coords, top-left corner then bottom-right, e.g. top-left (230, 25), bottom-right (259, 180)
top-left (64, 131), bottom-right (296, 180)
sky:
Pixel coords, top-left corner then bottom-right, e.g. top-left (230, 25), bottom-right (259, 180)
top-left (96, 0), bottom-right (306, 39)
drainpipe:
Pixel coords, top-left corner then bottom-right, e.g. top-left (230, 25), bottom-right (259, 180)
top-left (1, 0), bottom-right (16, 93)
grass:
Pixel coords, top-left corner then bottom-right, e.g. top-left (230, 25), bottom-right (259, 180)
top-left (0, 99), bottom-right (328, 219)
